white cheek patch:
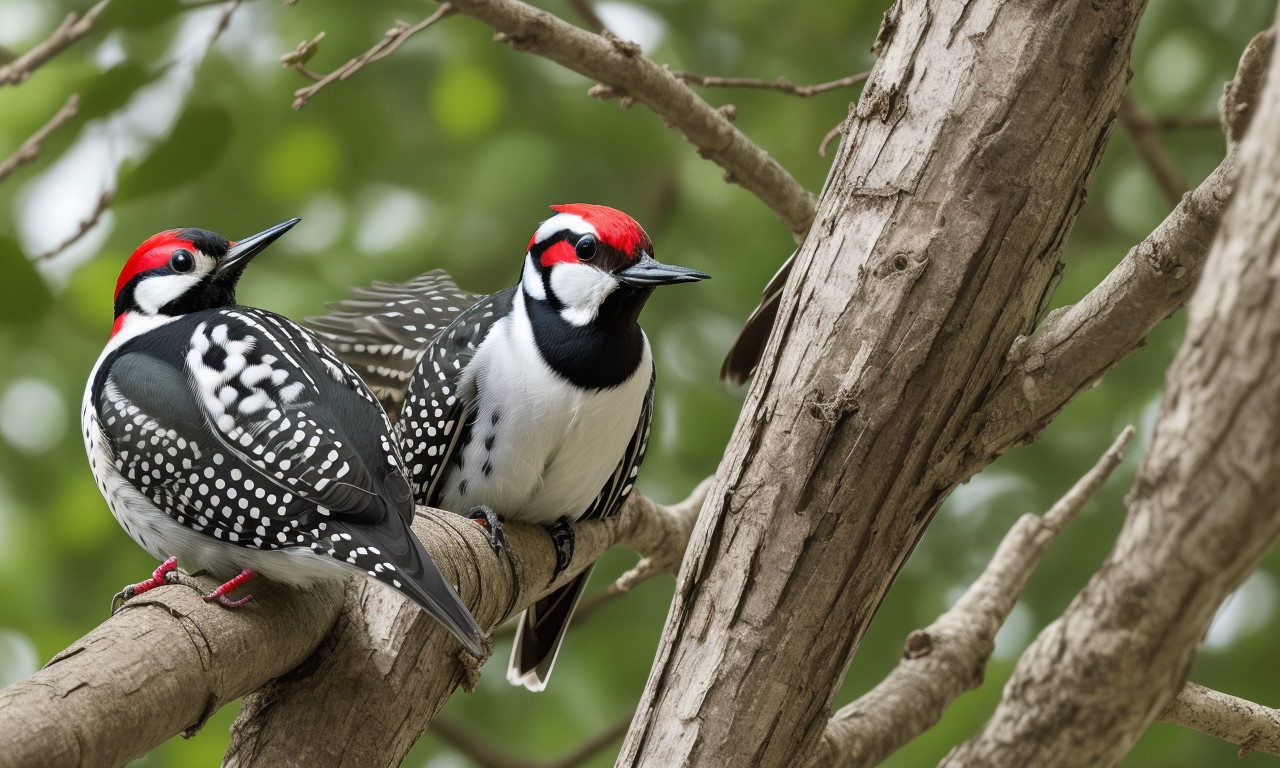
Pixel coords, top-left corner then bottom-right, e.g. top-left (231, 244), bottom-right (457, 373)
top-left (549, 263), bottom-right (617, 326)
top-left (521, 254), bottom-right (546, 301)
top-left (133, 274), bottom-right (203, 314)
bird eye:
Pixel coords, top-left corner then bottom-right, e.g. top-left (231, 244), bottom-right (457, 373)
top-left (575, 235), bottom-right (597, 262)
top-left (169, 249), bottom-right (195, 273)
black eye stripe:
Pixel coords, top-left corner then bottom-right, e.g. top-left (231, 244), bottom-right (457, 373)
top-left (575, 235), bottom-right (597, 261)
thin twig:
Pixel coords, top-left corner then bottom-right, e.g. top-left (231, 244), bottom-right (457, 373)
top-left (1152, 114), bottom-right (1221, 131)
top-left (1119, 93), bottom-right (1189, 207)
top-left (0, 0), bottom-right (109, 87)
top-left (671, 70), bottom-right (869, 98)
top-left (818, 119), bottom-right (845, 157)
top-left (815, 427), bottom-right (1136, 768)
top-left (38, 187), bottom-right (115, 260)
top-left (286, 6), bottom-right (457, 110)
top-left (565, 0), bottom-right (608, 34)
top-left (432, 710), bottom-right (633, 768)
top-left (1159, 682), bottom-right (1280, 757)
top-left (0, 94), bottom-right (79, 184)
top-left (208, 0), bottom-right (243, 42)
top-left (440, 0), bottom-right (816, 239)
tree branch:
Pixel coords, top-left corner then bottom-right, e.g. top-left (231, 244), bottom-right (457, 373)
top-left (223, 482), bottom-right (707, 768)
top-left (1119, 93), bottom-right (1189, 207)
top-left (0, 0), bottom-right (109, 87)
top-left (563, 0), bottom-right (608, 35)
top-left (942, 11), bottom-right (1280, 764)
top-left (671, 71), bottom-right (869, 98)
top-left (437, 0), bottom-right (816, 239)
top-left (0, 484), bottom-right (703, 768)
top-left (0, 578), bottom-right (344, 767)
top-left (813, 426), bottom-right (1134, 768)
top-left (37, 185), bottom-right (115, 260)
top-left (959, 26), bottom-right (1273, 477)
top-left (432, 709), bottom-right (632, 768)
top-left (285, 6), bottom-right (457, 110)
top-left (619, 1), bottom-right (1148, 765)
top-left (0, 94), bottom-right (79, 184)
top-left (1159, 682), bottom-right (1280, 758)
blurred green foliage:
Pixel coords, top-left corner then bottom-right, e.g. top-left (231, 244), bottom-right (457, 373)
top-left (0, 1), bottom-right (1275, 766)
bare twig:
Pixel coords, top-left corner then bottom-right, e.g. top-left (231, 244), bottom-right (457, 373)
top-left (564, 0), bottom-right (608, 34)
top-left (438, 0), bottom-right (817, 239)
top-left (38, 187), bottom-right (115, 260)
top-left (813, 427), bottom-right (1135, 768)
top-left (1159, 682), bottom-right (1280, 758)
top-left (818, 120), bottom-right (845, 156)
top-left (286, 6), bottom-right (457, 110)
top-left (432, 710), bottom-right (632, 768)
top-left (0, 0), bottom-right (109, 87)
top-left (671, 70), bottom-right (869, 98)
top-left (208, 0), bottom-right (243, 42)
top-left (1153, 114), bottom-right (1221, 131)
top-left (1119, 93), bottom-right (1189, 207)
top-left (0, 94), bottom-right (79, 184)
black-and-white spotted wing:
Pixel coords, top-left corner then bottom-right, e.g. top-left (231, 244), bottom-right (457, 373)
top-left (305, 270), bottom-right (484, 417)
top-left (582, 369), bottom-right (654, 521)
top-left (397, 287), bottom-right (515, 504)
top-left (93, 306), bottom-right (486, 654)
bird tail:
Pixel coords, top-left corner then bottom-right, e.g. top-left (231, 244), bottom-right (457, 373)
top-left (386, 546), bottom-right (489, 658)
top-left (507, 567), bottom-right (593, 691)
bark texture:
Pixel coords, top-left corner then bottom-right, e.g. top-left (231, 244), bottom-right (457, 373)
top-left (222, 486), bottom-right (706, 768)
top-left (942, 15), bottom-right (1280, 765)
top-left (814, 428), bottom-right (1134, 768)
top-left (618, 1), bottom-right (1146, 765)
top-left (958, 28), bottom-right (1273, 475)
top-left (0, 578), bottom-right (343, 768)
top-left (0, 487), bottom-right (702, 768)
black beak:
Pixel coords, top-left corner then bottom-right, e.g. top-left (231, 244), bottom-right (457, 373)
top-left (616, 253), bottom-right (710, 287)
top-left (218, 218), bottom-right (301, 279)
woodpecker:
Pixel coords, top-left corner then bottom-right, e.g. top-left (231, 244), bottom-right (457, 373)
top-left (310, 204), bottom-right (708, 689)
top-left (81, 219), bottom-right (487, 657)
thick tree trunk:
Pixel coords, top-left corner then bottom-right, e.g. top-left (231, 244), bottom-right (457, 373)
top-left (942, 13), bottom-right (1280, 765)
top-left (618, 1), bottom-right (1146, 765)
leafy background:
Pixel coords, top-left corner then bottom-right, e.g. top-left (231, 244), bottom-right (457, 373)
top-left (0, 1), bottom-right (1275, 766)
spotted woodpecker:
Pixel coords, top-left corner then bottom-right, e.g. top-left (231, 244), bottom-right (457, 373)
top-left (81, 219), bottom-right (487, 657)
top-left (309, 204), bottom-right (708, 690)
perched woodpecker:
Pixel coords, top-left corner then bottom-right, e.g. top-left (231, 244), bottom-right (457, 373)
top-left (310, 204), bottom-right (709, 689)
top-left (81, 219), bottom-right (487, 657)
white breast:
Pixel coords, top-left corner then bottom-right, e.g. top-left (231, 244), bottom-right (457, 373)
top-left (435, 290), bottom-right (651, 525)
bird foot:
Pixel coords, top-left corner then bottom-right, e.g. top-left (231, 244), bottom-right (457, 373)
top-left (111, 556), bottom-right (181, 613)
top-left (202, 569), bottom-right (258, 608)
top-left (467, 505), bottom-right (508, 554)
top-left (545, 516), bottom-right (576, 579)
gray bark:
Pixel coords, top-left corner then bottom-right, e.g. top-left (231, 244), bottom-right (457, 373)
top-left (618, 1), bottom-right (1147, 765)
top-left (941, 12), bottom-right (1280, 764)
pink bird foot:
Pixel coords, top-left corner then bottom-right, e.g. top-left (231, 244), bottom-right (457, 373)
top-left (202, 569), bottom-right (258, 607)
top-left (111, 556), bottom-right (179, 612)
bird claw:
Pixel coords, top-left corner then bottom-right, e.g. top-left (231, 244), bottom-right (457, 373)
top-left (202, 569), bottom-right (257, 608)
top-left (468, 505), bottom-right (508, 554)
top-left (111, 556), bottom-right (180, 614)
top-left (546, 516), bottom-right (576, 579)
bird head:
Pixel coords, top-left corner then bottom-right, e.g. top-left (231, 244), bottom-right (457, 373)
top-left (521, 204), bottom-right (708, 326)
top-left (110, 218), bottom-right (299, 338)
